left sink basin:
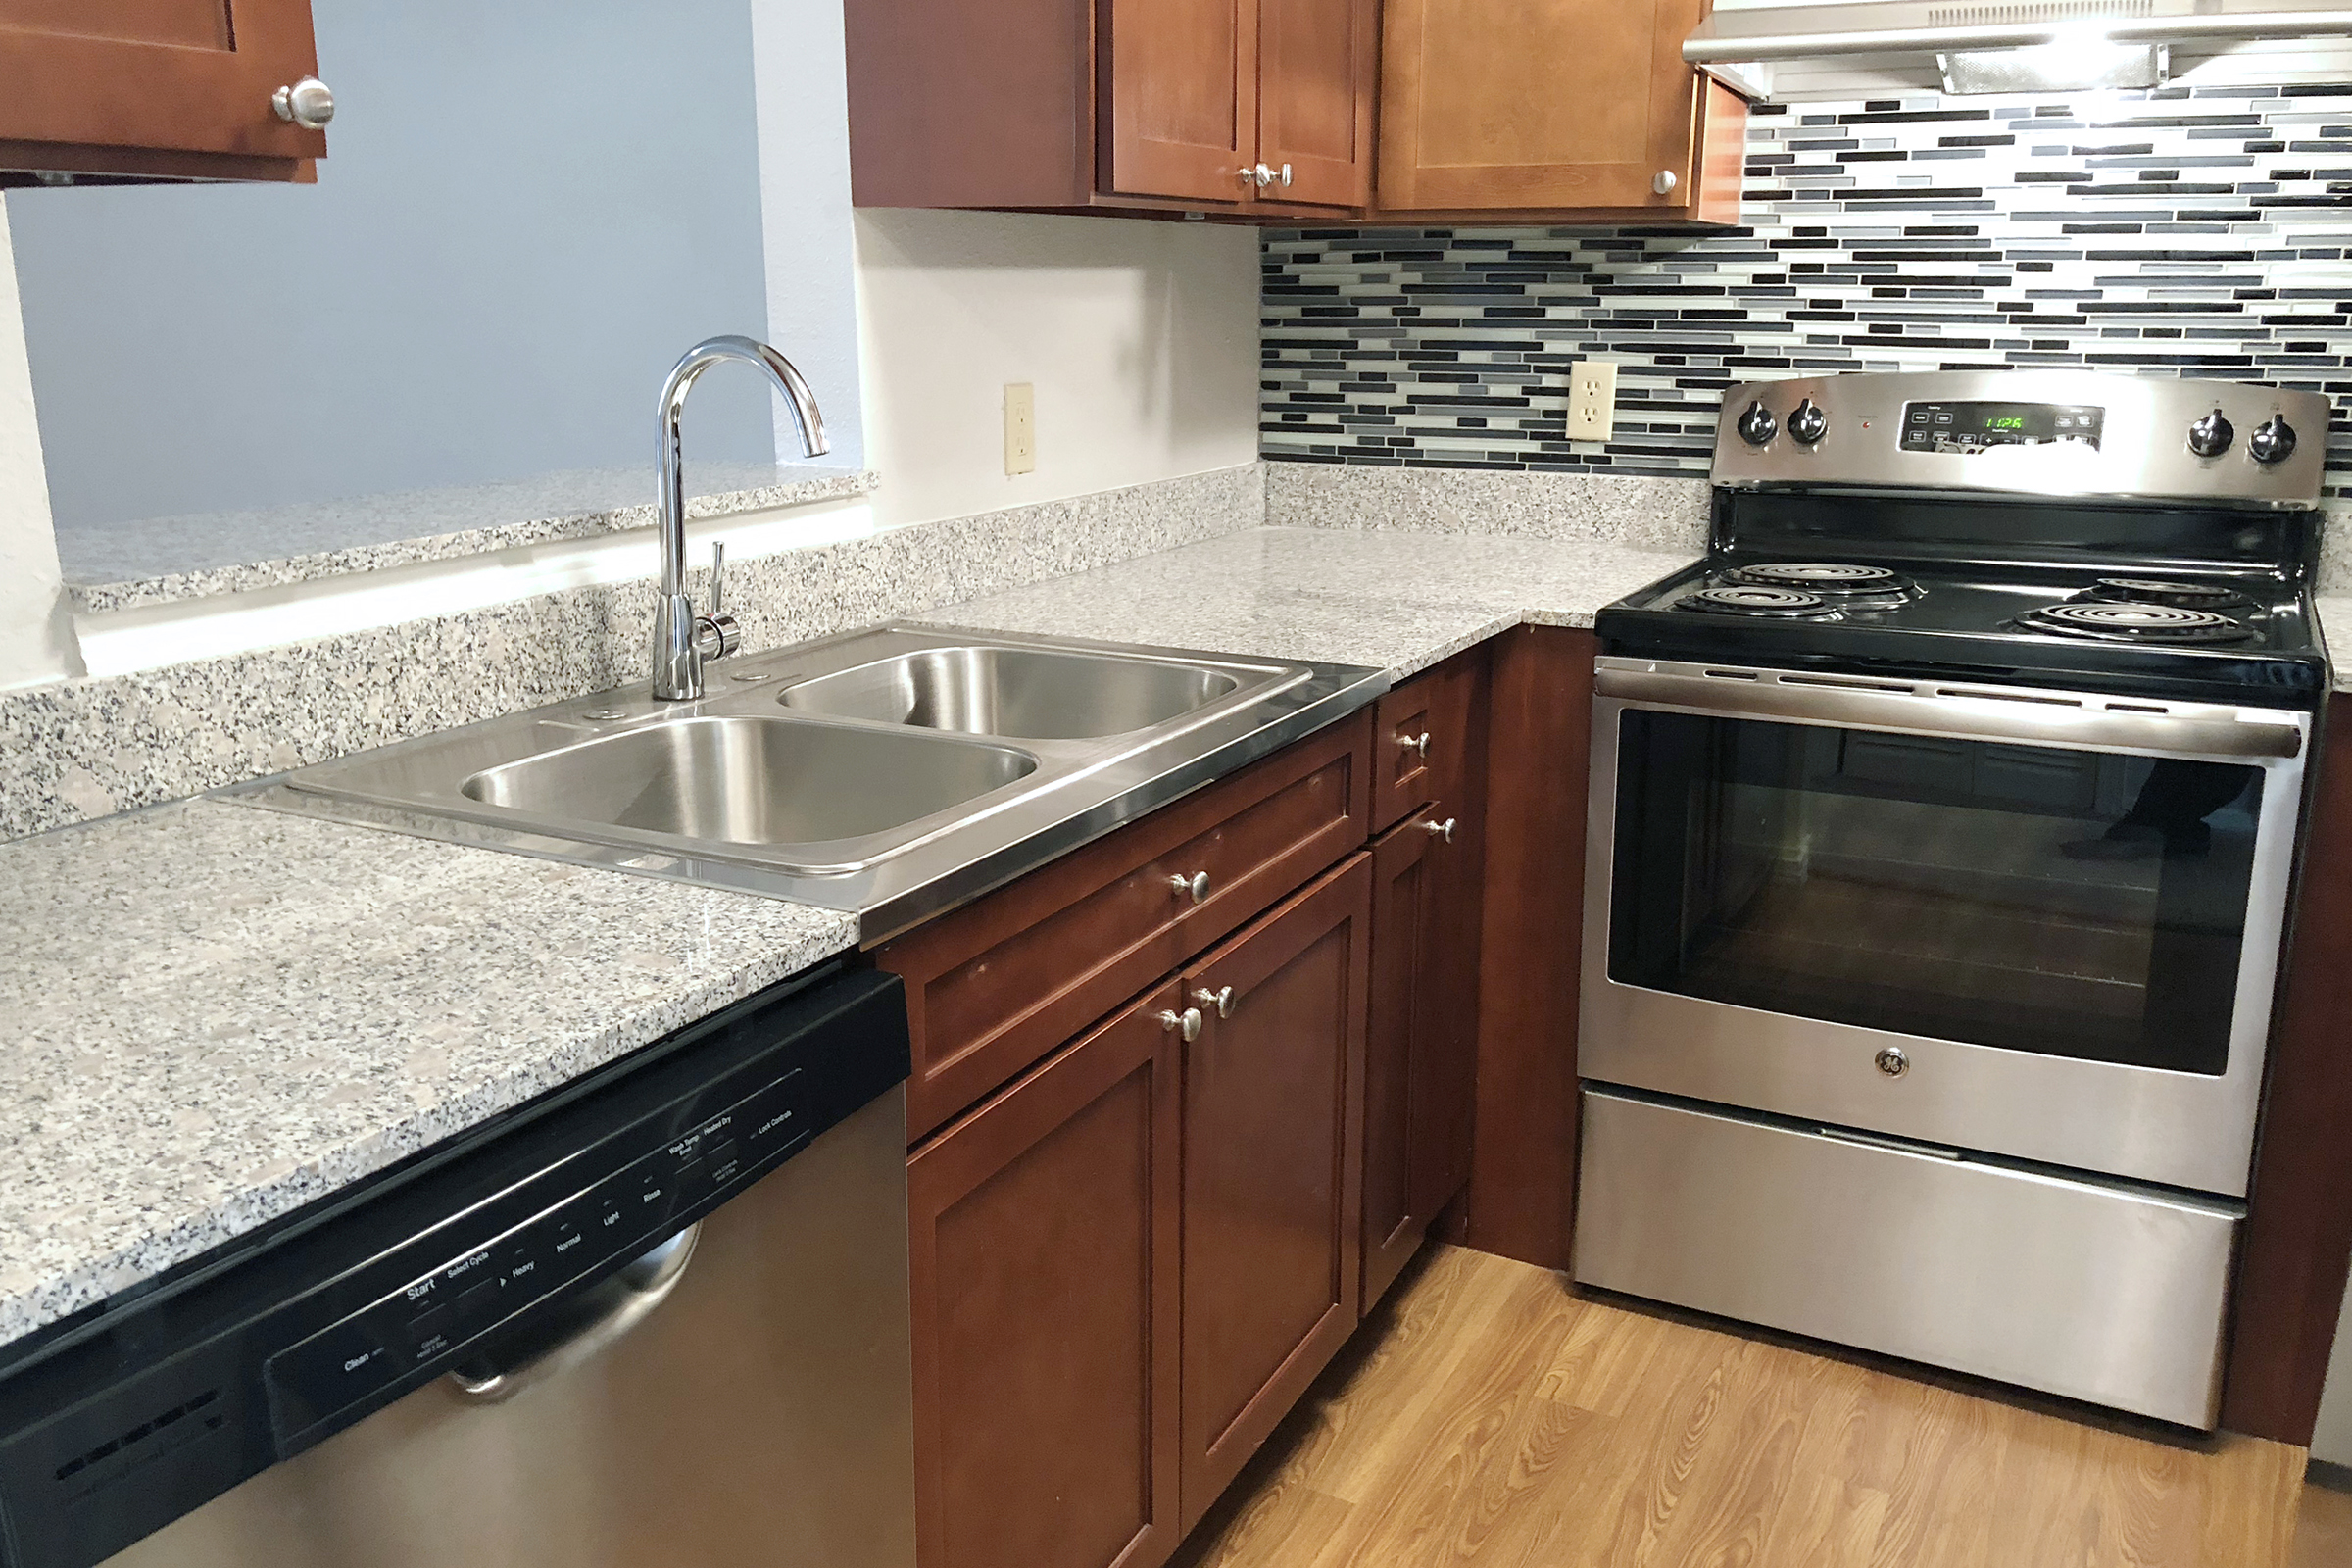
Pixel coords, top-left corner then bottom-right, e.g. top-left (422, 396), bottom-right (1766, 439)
top-left (460, 716), bottom-right (1036, 847)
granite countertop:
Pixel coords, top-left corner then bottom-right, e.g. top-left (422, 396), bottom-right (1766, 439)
top-left (921, 526), bottom-right (1697, 678)
top-left (0, 802), bottom-right (856, 1349)
top-left (0, 519), bottom-right (1692, 1353)
top-left (2315, 595), bottom-right (2350, 692)
top-left (60, 463), bottom-right (879, 616)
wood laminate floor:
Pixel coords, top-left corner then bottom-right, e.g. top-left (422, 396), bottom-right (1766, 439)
top-left (1172, 1244), bottom-right (2310, 1568)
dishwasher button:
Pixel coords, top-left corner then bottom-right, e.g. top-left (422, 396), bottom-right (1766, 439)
top-left (404, 1305), bottom-right (454, 1359)
top-left (704, 1140), bottom-right (740, 1184)
top-left (270, 1319), bottom-right (400, 1429)
top-left (498, 1236), bottom-right (547, 1293)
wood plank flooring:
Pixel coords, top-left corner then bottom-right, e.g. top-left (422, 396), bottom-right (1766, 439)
top-left (2292, 1478), bottom-right (2352, 1567)
top-left (1171, 1244), bottom-right (2308, 1568)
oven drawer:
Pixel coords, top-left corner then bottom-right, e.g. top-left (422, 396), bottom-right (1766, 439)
top-left (1572, 1087), bottom-right (2239, 1429)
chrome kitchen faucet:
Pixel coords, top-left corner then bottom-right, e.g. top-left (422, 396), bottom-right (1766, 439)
top-left (652, 335), bottom-right (829, 700)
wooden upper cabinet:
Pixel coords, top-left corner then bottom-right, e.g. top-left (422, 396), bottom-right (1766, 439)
top-left (1255, 0), bottom-right (1378, 209)
top-left (1377, 0), bottom-right (1740, 219)
top-left (1102, 0), bottom-right (1255, 205)
top-left (846, 0), bottom-right (1374, 216)
top-left (0, 0), bottom-right (326, 182)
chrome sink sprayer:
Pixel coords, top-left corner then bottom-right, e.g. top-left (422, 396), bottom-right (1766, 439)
top-left (652, 335), bottom-right (829, 700)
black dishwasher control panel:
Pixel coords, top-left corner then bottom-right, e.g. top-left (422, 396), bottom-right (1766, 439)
top-left (0, 964), bottom-right (909, 1568)
top-left (263, 1058), bottom-right (812, 1446)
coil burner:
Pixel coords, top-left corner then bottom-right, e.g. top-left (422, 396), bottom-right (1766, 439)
top-left (2014, 601), bottom-right (2256, 645)
top-left (2076, 577), bottom-right (2256, 612)
top-left (1680, 585), bottom-right (1840, 620)
top-left (1724, 562), bottom-right (1920, 603)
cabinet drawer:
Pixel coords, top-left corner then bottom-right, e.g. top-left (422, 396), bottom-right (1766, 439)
top-left (1573, 1087), bottom-right (2238, 1429)
top-left (881, 710), bottom-right (1375, 1143)
top-left (1371, 655), bottom-right (1479, 831)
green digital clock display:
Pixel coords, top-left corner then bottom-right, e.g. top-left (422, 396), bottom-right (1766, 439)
top-left (1987, 416), bottom-right (2027, 430)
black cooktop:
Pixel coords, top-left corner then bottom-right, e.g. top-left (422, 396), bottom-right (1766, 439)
top-left (1597, 489), bottom-right (2328, 707)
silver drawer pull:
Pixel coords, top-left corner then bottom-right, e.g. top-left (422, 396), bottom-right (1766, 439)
top-left (1169, 871), bottom-right (1210, 904)
top-left (1159, 1007), bottom-right (1203, 1042)
top-left (1194, 985), bottom-right (1234, 1019)
top-left (1397, 731), bottom-right (1432, 759)
top-left (1419, 816), bottom-right (1456, 844)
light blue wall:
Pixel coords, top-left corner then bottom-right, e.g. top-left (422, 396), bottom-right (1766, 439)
top-left (5, 0), bottom-right (844, 530)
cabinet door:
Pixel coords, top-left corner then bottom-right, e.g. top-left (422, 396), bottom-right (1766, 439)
top-left (1255, 0), bottom-right (1376, 209)
top-left (0, 0), bottom-right (325, 172)
top-left (908, 984), bottom-right (1184, 1568)
top-left (1362, 799), bottom-right (1485, 1312)
top-left (1102, 0), bottom-right (1257, 205)
top-left (1377, 0), bottom-right (1708, 212)
top-left (1178, 857), bottom-right (1370, 1530)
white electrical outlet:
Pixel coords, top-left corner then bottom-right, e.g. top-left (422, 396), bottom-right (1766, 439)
top-left (1004, 382), bottom-right (1036, 475)
top-left (1568, 361), bottom-right (1618, 443)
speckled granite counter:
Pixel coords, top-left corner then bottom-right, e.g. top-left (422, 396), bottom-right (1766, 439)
top-left (920, 526), bottom-right (1697, 679)
top-left (0, 517), bottom-right (1693, 1353)
top-left (2316, 596), bottom-right (2352, 691)
top-left (0, 802), bottom-right (856, 1349)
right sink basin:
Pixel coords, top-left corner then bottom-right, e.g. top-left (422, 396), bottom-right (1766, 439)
top-left (778, 645), bottom-right (1243, 740)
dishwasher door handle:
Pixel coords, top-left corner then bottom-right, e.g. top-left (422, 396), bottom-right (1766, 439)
top-left (446, 1223), bottom-right (702, 1404)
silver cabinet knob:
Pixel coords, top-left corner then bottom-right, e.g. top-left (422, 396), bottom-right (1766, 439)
top-left (1275, 163), bottom-right (1294, 188)
top-left (1419, 816), bottom-right (1456, 844)
top-left (271, 76), bottom-right (335, 129)
top-left (1652, 169), bottom-right (1678, 196)
top-left (1169, 871), bottom-right (1210, 904)
top-left (1194, 985), bottom-right (1235, 1019)
top-left (1160, 1007), bottom-right (1204, 1042)
top-left (1237, 166), bottom-right (1259, 187)
top-left (1397, 731), bottom-right (1432, 759)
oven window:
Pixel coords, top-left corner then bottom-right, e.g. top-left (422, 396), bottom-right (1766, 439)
top-left (1607, 710), bottom-right (2263, 1075)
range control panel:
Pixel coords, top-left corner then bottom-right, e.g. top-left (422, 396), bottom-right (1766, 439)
top-left (265, 1064), bottom-right (812, 1446)
top-left (1706, 370), bottom-right (2329, 508)
top-left (1899, 400), bottom-right (2104, 453)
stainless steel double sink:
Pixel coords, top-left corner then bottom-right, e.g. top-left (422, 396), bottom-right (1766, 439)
top-left (246, 625), bottom-right (1385, 941)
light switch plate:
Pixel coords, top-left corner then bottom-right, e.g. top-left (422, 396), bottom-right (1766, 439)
top-left (1004, 382), bottom-right (1036, 475)
top-left (1568, 361), bottom-right (1618, 443)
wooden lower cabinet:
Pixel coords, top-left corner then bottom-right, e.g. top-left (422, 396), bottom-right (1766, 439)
top-left (907, 983), bottom-right (1185, 1568)
top-left (906, 701), bottom-right (1475, 1568)
top-left (1361, 793), bottom-right (1485, 1312)
top-left (1176, 856), bottom-right (1371, 1529)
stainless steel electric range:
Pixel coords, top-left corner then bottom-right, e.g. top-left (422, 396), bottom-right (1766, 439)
top-left (1570, 369), bottom-right (2333, 1431)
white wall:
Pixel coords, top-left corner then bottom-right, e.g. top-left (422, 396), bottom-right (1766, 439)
top-left (2315, 1283), bottom-right (2352, 1464)
top-left (750, 0), bottom-right (866, 467)
top-left (0, 201), bottom-right (79, 692)
top-left (854, 210), bottom-right (1261, 529)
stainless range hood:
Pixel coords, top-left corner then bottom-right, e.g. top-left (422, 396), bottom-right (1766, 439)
top-left (1688, 0), bottom-right (2352, 101)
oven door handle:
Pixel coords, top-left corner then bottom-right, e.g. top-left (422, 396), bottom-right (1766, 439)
top-left (1595, 666), bottom-right (2304, 760)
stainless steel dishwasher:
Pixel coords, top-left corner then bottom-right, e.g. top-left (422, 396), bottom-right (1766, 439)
top-left (0, 964), bottom-right (915, 1568)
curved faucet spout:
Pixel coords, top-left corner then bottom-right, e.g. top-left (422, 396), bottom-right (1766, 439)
top-left (651, 335), bottom-right (830, 700)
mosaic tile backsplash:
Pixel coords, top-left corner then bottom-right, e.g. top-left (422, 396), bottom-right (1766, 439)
top-left (1261, 83), bottom-right (2352, 496)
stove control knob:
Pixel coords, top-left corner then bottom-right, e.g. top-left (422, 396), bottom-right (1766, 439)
top-left (1735, 400), bottom-right (1777, 446)
top-left (2249, 416), bottom-right (2298, 466)
top-left (2187, 408), bottom-right (2235, 459)
top-left (1787, 398), bottom-right (1829, 446)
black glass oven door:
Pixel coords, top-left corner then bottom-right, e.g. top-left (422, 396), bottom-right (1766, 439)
top-left (1607, 710), bottom-right (2262, 1076)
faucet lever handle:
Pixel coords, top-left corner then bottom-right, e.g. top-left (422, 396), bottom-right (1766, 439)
top-left (693, 539), bottom-right (740, 661)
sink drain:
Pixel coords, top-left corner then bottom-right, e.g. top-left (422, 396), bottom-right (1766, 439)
top-left (582, 709), bottom-right (626, 721)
